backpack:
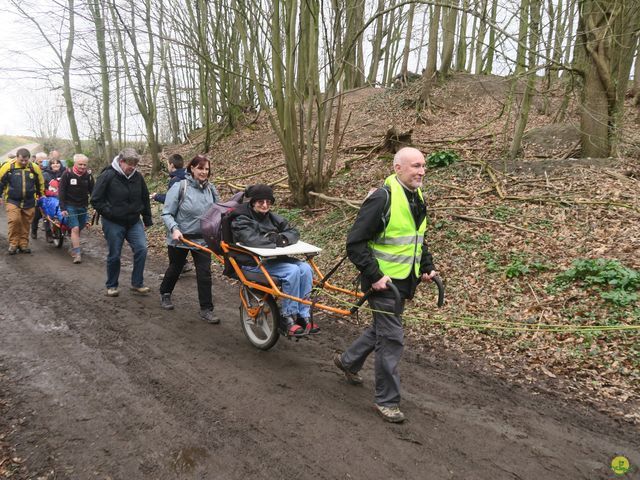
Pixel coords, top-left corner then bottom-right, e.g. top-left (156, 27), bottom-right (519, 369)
top-left (201, 190), bottom-right (245, 254)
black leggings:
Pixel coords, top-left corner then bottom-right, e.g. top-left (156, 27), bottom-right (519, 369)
top-left (160, 246), bottom-right (213, 310)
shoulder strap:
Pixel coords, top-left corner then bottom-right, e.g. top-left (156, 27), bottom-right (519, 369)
top-left (178, 179), bottom-right (188, 207)
top-left (381, 184), bottom-right (391, 231)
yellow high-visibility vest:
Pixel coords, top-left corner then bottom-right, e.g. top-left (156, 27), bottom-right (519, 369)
top-left (368, 174), bottom-right (426, 279)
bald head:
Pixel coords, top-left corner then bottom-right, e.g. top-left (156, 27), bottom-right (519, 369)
top-left (393, 147), bottom-right (425, 190)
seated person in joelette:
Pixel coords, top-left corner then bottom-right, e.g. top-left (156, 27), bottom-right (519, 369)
top-left (229, 184), bottom-right (319, 336)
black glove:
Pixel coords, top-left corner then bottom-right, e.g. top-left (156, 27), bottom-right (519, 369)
top-left (276, 234), bottom-right (289, 248)
top-left (266, 232), bottom-right (279, 244)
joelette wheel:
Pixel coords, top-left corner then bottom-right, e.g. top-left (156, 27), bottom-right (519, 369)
top-left (51, 225), bottom-right (64, 249)
top-left (239, 287), bottom-right (280, 351)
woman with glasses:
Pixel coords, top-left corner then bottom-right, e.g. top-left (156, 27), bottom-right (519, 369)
top-left (160, 154), bottom-right (221, 324)
top-left (229, 184), bottom-right (319, 337)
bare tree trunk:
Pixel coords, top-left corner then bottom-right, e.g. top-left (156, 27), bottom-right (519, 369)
top-left (382, 1), bottom-right (402, 86)
top-left (509, 0), bottom-right (542, 159)
top-left (466, 9), bottom-right (477, 72)
top-left (455, 0), bottom-right (469, 71)
top-left (344, 0), bottom-right (366, 89)
top-left (110, 0), bottom-right (161, 172)
top-left (440, 0), bottom-right (459, 76)
top-left (420, 3), bottom-right (441, 110)
top-left (632, 43), bottom-right (640, 107)
top-left (62, 0), bottom-right (82, 154)
top-left (578, 0), bottom-right (640, 157)
top-left (87, 0), bottom-right (113, 163)
top-left (483, 0), bottom-right (499, 73)
top-left (400, 2), bottom-right (416, 76)
top-left (514, 0), bottom-right (530, 76)
top-left (474, 0), bottom-right (488, 74)
top-left (367, 0), bottom-right (386, 84)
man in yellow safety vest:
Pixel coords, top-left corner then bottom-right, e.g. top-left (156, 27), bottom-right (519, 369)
top-left (334, 146), bottom-right (438, 423)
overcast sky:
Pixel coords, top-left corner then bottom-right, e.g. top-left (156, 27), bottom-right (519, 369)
top-left (0, 4), bottom-right (67, 138)
top-left (0, 6), bottom-right (35, 136)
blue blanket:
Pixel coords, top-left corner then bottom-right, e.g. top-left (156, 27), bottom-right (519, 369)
top-left (38, 197), bottom-right (67, 225)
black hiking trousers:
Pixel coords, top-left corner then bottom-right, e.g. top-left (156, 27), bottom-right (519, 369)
top-left (160, 245), bottom-right (213, 311)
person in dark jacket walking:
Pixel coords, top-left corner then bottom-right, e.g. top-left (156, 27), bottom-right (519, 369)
top-left (333, 147), bottom-right (438, 424)
top-left (0, 148), bottom-right (45, 254)
top-left (59, 154), bottom-right (94, 264)
top-left (229, 184), bottom-right (318, 337)
top-left (159, 154), bottom-right (221, 323)
top-left (150, 154), bottom-right (187, 204)
top-left (91, 148), bottom-right (153, 297)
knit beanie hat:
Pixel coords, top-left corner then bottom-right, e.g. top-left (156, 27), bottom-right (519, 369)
top-left (247, 184), bottom-right (275, 205)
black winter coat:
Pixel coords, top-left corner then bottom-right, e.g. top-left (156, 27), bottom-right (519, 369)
top-left (91, 167), bottom-right (152, 227)
top-left (58, 169), bottom-right (94, 209)
top-left (229, 202), bottom-right (299, 248)
top-left (228, 203), bottom-right (299, 266)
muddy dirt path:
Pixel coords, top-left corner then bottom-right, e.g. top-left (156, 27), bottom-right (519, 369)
top-left (0, 213), bottom-right (638, 480)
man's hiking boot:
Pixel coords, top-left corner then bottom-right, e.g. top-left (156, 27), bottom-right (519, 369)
top-left (106, 288), bottom-right (119, 297)
top-left (7, 246), bottom-right (17, 255)
top-left (130, 286), bottom-right (151, 295)
top-left (374, 404), bottom-right (405, 423)
top-left (18, 248), bottom-right (31, 254)
top-left (73, 254), bottom-right (82, 264)
top-left (31, 231), bottom-right (37, 240)
top-left (160, 293), bottom-right (174, 310)
top-left (333, 352), bottom-right (363, 385)
top-left (45, 232), bottom-right (53, 243)
top-left (200, 309), bottom-right (221, 324)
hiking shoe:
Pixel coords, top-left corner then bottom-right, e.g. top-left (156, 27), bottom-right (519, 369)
top-left (31, 232), bottom-right (37, 240)
top-left (7, 246), bottom-right (17, 255)
top-left (374, 404), bottom-right (405, 423)
top-left (333, 352), bottom-right (363, 385)
top-left (73, 254), bottom-right (82, 264)
top-left (283, 315), bottom-right (305, 337)
top-left (160, 293), bottom-right (174, 310)
top-left (45, 232), bottom-right (53, 243)
top-left (18, 248), bottom-right (31, 254)
top-left (200, 309), bottom-right (221, 324)
top-left (106, 288), bottom-right (119, 297)
top-left (130, 286), bottom-right (151, 295)
top-left (297, 316), bottom-right (320, 334)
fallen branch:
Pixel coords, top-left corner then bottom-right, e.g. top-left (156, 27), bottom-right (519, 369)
top-left (430, 182), bottom-right (473, 196)
top-left (308, 191), bottom-right (361, 210)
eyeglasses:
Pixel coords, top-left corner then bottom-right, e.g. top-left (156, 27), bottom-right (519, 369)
top-left (254, 199), bottom-right (273, 205)
top-left (122, 158), bottom-right (138, 166)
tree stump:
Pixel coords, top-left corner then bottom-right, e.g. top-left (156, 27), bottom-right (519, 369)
top-left (382, 127), bottom-right (413, 153)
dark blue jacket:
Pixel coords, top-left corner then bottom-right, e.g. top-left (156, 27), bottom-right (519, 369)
top-left (152, 168), bottom-right (187, 203)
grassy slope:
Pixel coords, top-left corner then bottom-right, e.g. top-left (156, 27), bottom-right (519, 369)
top-left (0, 135), bottom-right (35, 156)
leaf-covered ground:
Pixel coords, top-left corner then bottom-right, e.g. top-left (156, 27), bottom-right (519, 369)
top-left (146, 73), bottom-right (640, 423)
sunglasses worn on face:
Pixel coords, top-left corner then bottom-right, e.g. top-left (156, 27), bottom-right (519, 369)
top-left (254, 199), bottom-right (273, 205)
